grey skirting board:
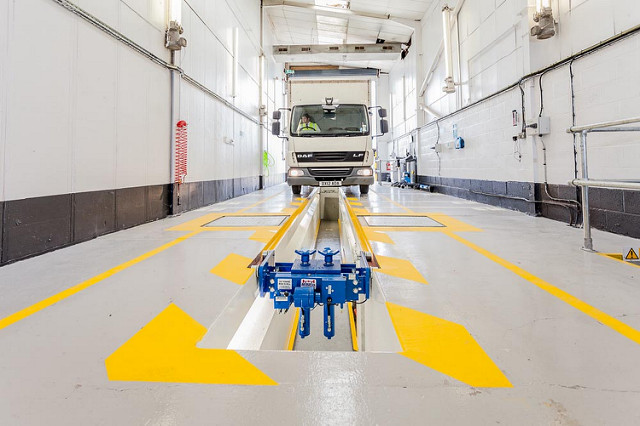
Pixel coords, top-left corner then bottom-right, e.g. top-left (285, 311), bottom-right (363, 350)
top-left (0, 174), bottom-right (286, 265)
top-left (417, 175), bottom-right (640, 239)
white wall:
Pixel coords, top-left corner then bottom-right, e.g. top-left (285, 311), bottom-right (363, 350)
top-left (388, 0), bottom-right (640, 185)
top-left (1, 0), bottom-right (171, 201)
top-left (0, 0), bottom-right (285, 203)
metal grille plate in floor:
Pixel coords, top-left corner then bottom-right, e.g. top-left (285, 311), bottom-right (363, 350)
top-left (204, 215), bottom-right (288, 227)
top-left (359, 215), bottom-right (444, 227)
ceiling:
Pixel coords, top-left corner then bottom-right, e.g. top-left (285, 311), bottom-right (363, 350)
top-left (264, 0), bottom-right (435, 71)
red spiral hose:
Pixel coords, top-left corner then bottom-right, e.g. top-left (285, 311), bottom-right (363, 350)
top-left (175, 120), bottom-right (188, 184)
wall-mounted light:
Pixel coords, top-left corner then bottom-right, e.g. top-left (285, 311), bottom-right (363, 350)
top-left (166, 0), bottom-right (187, 51)
top-left (531, 0), bottom-right (556, 40)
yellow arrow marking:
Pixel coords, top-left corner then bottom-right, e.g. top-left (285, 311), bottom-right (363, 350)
top-left (386, 302), bottom-right (512, 388)
top-left (105, 304), bottom-right (277, 385)
top-left (376, 255), bottom-right (428, 284)
top-left (210, 253), bottom-right (254, 285)
top-left (625, 248), bottom-right (639, 260)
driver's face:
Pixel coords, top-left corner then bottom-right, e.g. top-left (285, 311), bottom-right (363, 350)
top-left (302, 116), bottom-right (309, 123)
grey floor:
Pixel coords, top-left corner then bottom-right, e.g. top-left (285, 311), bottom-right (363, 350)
top-left (1, 183), bottom-right (640, 425)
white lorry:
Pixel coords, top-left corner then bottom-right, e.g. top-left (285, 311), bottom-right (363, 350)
top-left (272, 79), bottom-right (388, 195)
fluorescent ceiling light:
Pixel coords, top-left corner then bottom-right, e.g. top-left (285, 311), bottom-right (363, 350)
top-left (315, 0), bottom-right (350, 9)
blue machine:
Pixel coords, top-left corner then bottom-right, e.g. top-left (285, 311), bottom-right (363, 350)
top-left (257, 247), bottom-right (371, 339)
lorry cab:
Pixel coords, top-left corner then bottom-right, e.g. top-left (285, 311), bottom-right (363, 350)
top-left (272, 80), bottom-right (388, 195)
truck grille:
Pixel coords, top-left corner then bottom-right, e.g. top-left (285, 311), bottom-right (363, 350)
top-left (295, 151), bottom-right (366, 162)
top-left (314, 152), bottom-right (348, 162)
top-left (309, 168), bottom-right (352, 177)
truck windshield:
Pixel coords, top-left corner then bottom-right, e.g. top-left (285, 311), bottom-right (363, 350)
top-left (290, 104), bottom-right (370, 137)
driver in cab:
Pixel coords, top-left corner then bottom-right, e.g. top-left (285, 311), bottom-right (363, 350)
top-left (297, 113), bottom-right (320, 133)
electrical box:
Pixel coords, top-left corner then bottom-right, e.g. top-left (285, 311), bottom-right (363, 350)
top-left (528, 116), bottom-right (551, 136)
top-left (537, 116), bottom-right (550, 135)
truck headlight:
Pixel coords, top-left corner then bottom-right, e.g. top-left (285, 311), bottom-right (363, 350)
top-left (288, 168), bottom-right (304, 177)
top-left (356, 168), bottom-right (373, 176)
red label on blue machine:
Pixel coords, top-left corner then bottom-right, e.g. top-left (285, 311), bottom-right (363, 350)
top-left (301, 279), bottom-right (317, 287)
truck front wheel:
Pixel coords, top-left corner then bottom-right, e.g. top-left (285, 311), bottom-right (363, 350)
top-left (291, 185), bottom-right (302, 195)
top-left (359, 185), bottom-right (369, 195)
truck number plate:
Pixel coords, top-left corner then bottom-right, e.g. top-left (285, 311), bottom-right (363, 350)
top-left (319, 181), bottom-right (341, 187)
top-left (278, 278), bottom-right (292, 290)
top-left (300, 279), bottom-right (317, 287)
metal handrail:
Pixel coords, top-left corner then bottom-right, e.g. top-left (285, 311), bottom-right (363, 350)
top-left (567, 119), bottom-right (640, 251)
top-left (571, 179), bottom-right (640, 190)
top-left (568, 116), bottom-right (640, 133)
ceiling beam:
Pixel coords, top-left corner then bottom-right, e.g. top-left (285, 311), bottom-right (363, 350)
top-left (263, 0), bottom-right (415, 31)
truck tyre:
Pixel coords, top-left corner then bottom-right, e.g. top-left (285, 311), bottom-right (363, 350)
top-left (291, 185), bottom-right (302, 195)
top-left (359, 185), bottom-right (369, 195)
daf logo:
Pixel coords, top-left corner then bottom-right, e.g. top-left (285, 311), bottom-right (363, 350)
top-left (354, 153), bottom-right (364, 158)
top-left (297, 153), bottom-right (313, 159)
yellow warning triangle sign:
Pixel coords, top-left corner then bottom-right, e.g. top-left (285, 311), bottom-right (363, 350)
top-left (625, 248), bottom-right (639, 260)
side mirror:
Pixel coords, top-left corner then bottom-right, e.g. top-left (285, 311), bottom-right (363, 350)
top-left (378, 108), bottom-right (388, 118)
top-left (272, 121), bottom-right (281, 136)
top-left (379, 119), bottom-right (389, 134)
top-left (272, 110), bottom-right (282, 120)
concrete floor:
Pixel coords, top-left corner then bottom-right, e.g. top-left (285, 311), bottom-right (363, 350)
top-left (1, 183), bottom-right (640, 425)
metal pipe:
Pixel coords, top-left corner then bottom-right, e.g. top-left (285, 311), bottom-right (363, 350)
top-left (441, 6), bottom-right (455, 93)
top-left (588, 127), bottom-right (640, 133)
top-left (169, 51), bottom-right (178, 213)
top-left (571, 179), bottom-right (640, 190)
top-left (579, 131), bottom-right (593, 251)
top-left (419, 42), bottom-right (443, 97)
top-left (418, 103), bottom-right (442, 118)
top-left (259, 2), bottom-right (266, 188)
top-left (419, 0), bottom-right (466, 97)
top-left (568, 117), bottom-right (640, 133)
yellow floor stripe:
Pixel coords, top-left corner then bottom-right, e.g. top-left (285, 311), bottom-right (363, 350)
top-left (0, 231), bottom-right (201, 331)
top-left (445, 231), bottom-right (640, 346)
top-left (236, 189), bottom-right (285, 213)
top-left (286, 309), bottom-right (300, 350)
top-left (363, 228), bottom-right (395, 244)
top-left (348, 302), bottom-right (359, 351)
top-left (352, 207), bottom-right (370, 214)
top-left (600, 253), bottom-right (640, 268)
top-left (370, 188), bottom-right (414, 213)
top-left (106, 304), bottom-right (277, 385)
top-left (210, 253), bottom-right (254, 285)
top-left (376, 255), bottom-right (428, 284)
top-left (280, 207), bottom-right (297, 215)
top-left (387, 302), bottom-right (511, 388)
top-left (249, 228), bottom-right (278, 243)
top-left (349, 202), bottom-right (363, 206)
